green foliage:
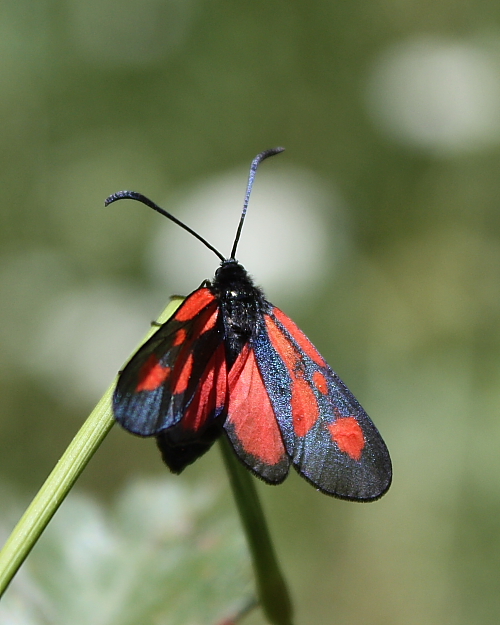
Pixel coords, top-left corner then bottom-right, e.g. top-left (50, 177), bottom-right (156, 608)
top-left (0, 479), bottom-right (253, 625)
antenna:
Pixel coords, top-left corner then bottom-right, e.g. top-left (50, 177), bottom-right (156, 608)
top-left (105, 190), bottom-right (226, 262)
top-left (230, 147), bottom-right (285, 260)
top-left (105, 147), bottom-right (285, 263)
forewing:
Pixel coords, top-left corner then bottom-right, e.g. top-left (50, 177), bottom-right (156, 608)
top-left (253, 306), bottom-right (392, 501)
top-left (156, 341), bottom-right (227, 473)
top-left (113, 287), bottom-right (227, 436)
top-left (224, 344), bottom-right (290, 484)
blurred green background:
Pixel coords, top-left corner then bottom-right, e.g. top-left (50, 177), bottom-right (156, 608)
top-left (2, 1), bottom-right (500, 623)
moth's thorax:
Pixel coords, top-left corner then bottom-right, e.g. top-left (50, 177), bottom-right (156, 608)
top-left (209, 259), bottom-right (269, 364)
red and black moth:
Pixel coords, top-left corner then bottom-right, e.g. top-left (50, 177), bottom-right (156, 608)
top-left (106, 148), bottom-right (392, 501)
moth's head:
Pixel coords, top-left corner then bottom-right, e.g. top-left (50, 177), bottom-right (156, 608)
top-left (214, 258), bottom-right (246, 280)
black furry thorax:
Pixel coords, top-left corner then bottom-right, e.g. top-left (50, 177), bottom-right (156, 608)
top-left (208, 259), bottom-right (270, 365)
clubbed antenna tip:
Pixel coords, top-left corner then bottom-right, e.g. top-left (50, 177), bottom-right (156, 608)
top-left (230, 147), bottom-right (285, 259)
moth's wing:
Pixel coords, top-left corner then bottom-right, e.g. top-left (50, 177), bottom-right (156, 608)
top-left (223, 343), bottom-right (290, 484)
top-left (113, 287), bottom-right (227, 440)
top-left (155, 338), bottom-right (228, 473)
top-left (253, 306), bottom-right (392, 501)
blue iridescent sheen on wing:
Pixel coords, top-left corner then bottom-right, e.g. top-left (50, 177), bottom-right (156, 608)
top-left (250, 306), bottom-right (392, 500)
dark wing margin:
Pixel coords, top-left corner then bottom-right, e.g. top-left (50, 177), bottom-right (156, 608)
top-left (223, 344), bottom-right (290, 484)
top-left (113, 287), bottom-right (227, 442)
top-left (252, 305), bottom-right (392, 501)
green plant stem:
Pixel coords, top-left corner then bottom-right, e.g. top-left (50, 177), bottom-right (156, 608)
top-left (0, 297), bottom-right (183, 598)
top-left (0, 292), bottom-right (295, 625)
top-left (219, 437), bottom-right (294, 625)
top-left (0, 389), bottom-right (115, 597)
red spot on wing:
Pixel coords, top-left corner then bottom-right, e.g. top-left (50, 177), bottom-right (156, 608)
top-left (265, 314), bottom-right (298, 371)
top-left (168, 304), bottom-right (220, 397)
top-left (265, 315), bottom-right (320, 437)
top-left (174, 288), bottom-right (215, 322)
top-left (272, 307), bottom-right (325, 367)
top-left (174, 300), bottom-right (218, 348)
top-left (136, 354), bottom-right (170, 392)
top-left (172, 353), bottom-right (194, 394)
top-left (198, 308), bottom-right (217, 334)
top-left (328, 416), bottom-right (365, 461)
top-left (291, 377), bottom-right (318, 437)
top-left (182, 344), bottom-right (227, 432)
top-left (227, 347), bottom-right (285, 465)
top-left (313, 370), bottom-right (328, 395)
top-left (173, 328), bottom-right (187, 346)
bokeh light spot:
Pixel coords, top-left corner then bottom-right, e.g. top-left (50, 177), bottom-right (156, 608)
top-left (366, 37), bottom-right (500, 153)
top-left (147, 166), bottom-right (344, 312)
